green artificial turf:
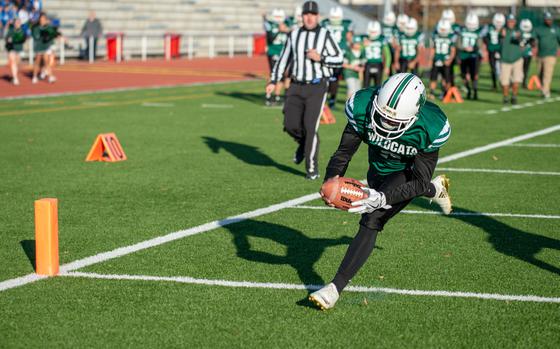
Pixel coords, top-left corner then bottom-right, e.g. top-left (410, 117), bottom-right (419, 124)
top-left (0, 66), bottom-right (559, 347)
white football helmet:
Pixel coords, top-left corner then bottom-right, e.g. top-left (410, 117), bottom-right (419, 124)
top-left (397, 14), bottom-right (409, 32)
top-left (329, 6), bottom-right (343, 24)
top-left (368, 21), bottom-right (382, 40)
top-left (270, 8), bottom-right (286, 23)
top-left (520, 19), bottom-right (533, 33)
top-left (437, 19), bottom-right (452, 36)
top-left (372, 73), bottom-right (426, 140)
top-left (404, 17), bottom-right (418, 36)
top-left (465, 13), bottom-right (479, 31)
top-left (383, 11), bottom-right (396, 27)
top-left (493, 13), bottom-right (506, 29)
top-left (294, 6), bottom-right (302, 26)
top-left (441, 9), bottom-right (455, 24)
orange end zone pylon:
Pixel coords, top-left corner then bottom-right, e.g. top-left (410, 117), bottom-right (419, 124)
top-left (85, 133), bottom-right (127, 162)
top-left (35, 198), bottom-right (59, 276)
top-left (320, 105), bottom-right (336, 124)
top-left (527, 75), bottom-right (542, 90)
top-left (442, 87), bottom-right (464, 104)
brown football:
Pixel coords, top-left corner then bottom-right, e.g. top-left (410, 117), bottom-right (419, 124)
top-left (320, 177), bottom-right (367, 211)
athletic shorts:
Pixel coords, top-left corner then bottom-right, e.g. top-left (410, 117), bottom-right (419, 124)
top-left (500, 58), bottom-right (524, 85)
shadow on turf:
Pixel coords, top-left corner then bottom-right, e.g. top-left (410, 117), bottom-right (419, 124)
top-left (415, 199), bottom-right (560, 276)
top-left (224, 219), bottom-right (352, 288)
top-left (202, 136), bottom-right (306, 177)
top-left (20, 240), bottom-right (36, 271)
top-left (216, 91), bottom-right (265, 106)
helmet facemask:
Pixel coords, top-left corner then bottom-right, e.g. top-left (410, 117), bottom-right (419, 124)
top-left (372, 95), bottom-right (418, 140)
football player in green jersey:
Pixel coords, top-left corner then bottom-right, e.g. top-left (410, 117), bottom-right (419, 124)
top-left (264, 9), bottom-right (290, 106)
top-left (382, 11), bottom-right (397, 75)
top-left (483, 13), bottom-right (505, 90)
top-left (343, 36), bottom-right (365, 98)
top-left (429, 19), bottom-right (456, 99)
top-left (322, 6), bottom-right (354, 108)
top-left (519, 19), bottom-right (535, 88)
top-left (458, 13), bottom-right (482, 100)
top-left (4, 18), bottom-right (27, 86)
top-left (394, 17), bottom-right (423, 74)
top-left (440, 9), bottom-right (461, 86)
top-left (362, 21), bottom-right (389, 88)
top-left (308, 73), bottom-right (452, 310)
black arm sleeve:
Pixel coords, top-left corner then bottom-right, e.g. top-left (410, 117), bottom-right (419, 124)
top-left (383, 150), bottom-right (439, 205)
top-left (324, 123), bottom-right (363, 181)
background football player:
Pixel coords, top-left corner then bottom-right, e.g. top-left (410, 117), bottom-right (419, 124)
top-left (362, 20), bottom-right (388, 88)
top-left (393, 17), bottom-right (423, 74)
top-left (264, 9), bottom-right (290, 106)
top-left (519, 19), bottom-right (535, 89)
top-left (309, 73), bottom-right (452, 310)
top-left (429, 19), bottom-right (456, 100)
top-left (381, 11), bottom-right (397, 75)
top-left (342, 36), bottom-right (365, 98)
top-left (483, 13), bottom-right (505, 91)
top-left (458, 13), bottom-right (482, 100)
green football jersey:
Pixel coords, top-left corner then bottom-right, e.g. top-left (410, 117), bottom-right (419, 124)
top-left (484, 24), bottom-right (502, 52)
top-left (322, 18), bottom-right (352, 51)
top-left (363, 36), bottom-right (385, 63)
top-left (343, 49), bottom-right (363, 79)
top-left (382, 24), bottom-right (397, 46)
top-left (458, 27), bottom-right (481, 59)
top-left (345, 87), bottom-right (450, 175)
top-left (520, 31), bottom-right (534, 57)
top-left (398, 32), bottom-right (422, 60)
top-left (264, 20), bottom-right (289, 58)
top-left (432, 33), bottom-right (455, 64)
top-left (6, 25), bottom-right (26, 52)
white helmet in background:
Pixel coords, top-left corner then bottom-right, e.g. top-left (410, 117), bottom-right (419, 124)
top-left (383, 11), bottom-right (396, 26)
top-left (404, 17), bottom-right (418, 36)
top-left (397, 14), bottom-right (409, 32)
top-left (270, 8), bottom-right (286, 23)
top-left (294, 6), bottom-right (302, 25)
top-left (329, 6), bottom-right (343, 24)
top-left (465, 13), bottom-right (479, 31)
top-left (437, 19), bottom-right (452, 36)
top-left (368, 21), bottom-right (382, 39)
top-left (520, 19), bottom-right (533, 32)
top-left (493, 13), bottom-right (506, 29)
top-left (372, 73), bottom-right (426, 140)
top-left (441, 9), bottom-right (455, 24)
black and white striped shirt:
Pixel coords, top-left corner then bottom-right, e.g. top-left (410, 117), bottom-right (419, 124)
top-left (270, 25), bottom-right (343, 83)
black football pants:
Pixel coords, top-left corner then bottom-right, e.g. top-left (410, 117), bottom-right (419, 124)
top-left (283, 80), bottom-right (328, 176)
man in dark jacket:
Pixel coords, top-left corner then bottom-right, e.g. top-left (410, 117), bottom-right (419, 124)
top-left (80, 10), bottom-right (103, 60)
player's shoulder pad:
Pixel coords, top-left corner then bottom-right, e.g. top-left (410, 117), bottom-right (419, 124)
top-left (345, 87), bottom-right (376, 134)
top-left (421, 101), bottom-right (451, 151)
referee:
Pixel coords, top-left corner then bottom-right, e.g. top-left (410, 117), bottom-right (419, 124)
top-left (266, 0), bottom-right (343, 180)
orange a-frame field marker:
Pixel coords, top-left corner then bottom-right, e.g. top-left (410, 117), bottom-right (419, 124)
top-left (320, 105), bottom-right (336, 124)
top-left (527, 75), bottom-right (542, 91)
top-left (442, 87), bottom-right (464, 104)
top-left (85, 133), bottom-right (127, 162)
top-left (34, 198), bottom-right (59, 276)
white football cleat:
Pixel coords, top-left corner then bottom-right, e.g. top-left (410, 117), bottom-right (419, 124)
top-left (431, 174), bottom-right (452, 215)
top-left (13, 78), bottom-right (20, 86)
top-left (48, 75), bottom-right (57, 83)
top-left (31, 76), bottom-right (38, 84)
top-left (309, 283), bottom-right (339, 310)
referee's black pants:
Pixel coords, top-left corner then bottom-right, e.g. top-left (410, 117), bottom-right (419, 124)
top-left (283, 80), bottom-right (328, 176)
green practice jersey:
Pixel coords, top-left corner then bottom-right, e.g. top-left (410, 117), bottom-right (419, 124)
top-left (432, 33), bottom-right (455, 64)
top-left (501, 28), bottom-right (523, 63)
top-left (535, 25), bottom-right (560, 58)
top-left (398, 32), bottom-right (423, 60)
top-left (363, 36), bottom-right (385, 63)
top-left (264, 20), bottom-right (289, 58)
top-left (345, 87), bottom-right (450, 175)
top-left (322, 18), bottom-right (352, 52)
top-left (458, 27), bottom-right (481, 59)
top-left (5, 25), bottom-right (26, 52)
top-left (32, 24), bottom-right (57, 52)
top-left (484, 24), bottom-right (502, 52)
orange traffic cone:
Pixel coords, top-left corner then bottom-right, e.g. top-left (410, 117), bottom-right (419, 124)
top-left (527, 75), bottom-right (542, 91)
top-left (442, 87), bottom-right (464, 103)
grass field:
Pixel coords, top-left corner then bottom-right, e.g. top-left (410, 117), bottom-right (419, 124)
top-left (1, 67), bottom-right (559, 348)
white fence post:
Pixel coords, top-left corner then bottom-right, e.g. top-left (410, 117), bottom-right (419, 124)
top-left (228, 36), bottom-right (234, 58)
top-left (59, 38), bottom-right (65, 65)
top-left (209, 36), bottom-right (215, 59)
top-left (141, 36), bottom-right (147, 61)
top-left (247, 35), bottom-right (253, 58)
top-left (165, 35), bottom-right (171, 60)
top-left (116, 35), bottom-right (122, 63)
top-left (88, 36), bottom-right (94, 63)
top-left (188, 36), bottom-right (193, 60)
top-left (29, 37), bottom-right (34, 65)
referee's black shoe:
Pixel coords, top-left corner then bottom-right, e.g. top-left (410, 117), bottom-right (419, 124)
top-left (293, 143), bottom-right (305, 164)
top-left (305, 172), bottom-right (320, 180)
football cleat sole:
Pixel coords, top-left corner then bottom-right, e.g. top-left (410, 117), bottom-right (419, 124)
top-left (308, 295), bottom-right (327, 311)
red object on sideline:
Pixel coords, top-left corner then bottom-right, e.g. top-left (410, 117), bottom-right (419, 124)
top-left (106, 33), bottom-right (124, 61)
top-left (253, 33), bottom-right (266, 55)
top-left (165, 33), bottom-right (181, 58)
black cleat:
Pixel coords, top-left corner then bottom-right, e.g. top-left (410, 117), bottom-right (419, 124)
top-left (503, 96), bottom-right (510, 104)
top-left (293, 143), bottom-right (305, 165)
top-left (511, 96), bottom-right (517, 105)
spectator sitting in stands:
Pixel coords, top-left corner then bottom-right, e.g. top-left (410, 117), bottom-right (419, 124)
top-left (80, 10), bottom-right (102, 60)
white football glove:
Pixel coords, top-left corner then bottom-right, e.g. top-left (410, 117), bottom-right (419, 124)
top-left (348, 187), bottom-right (391, 214)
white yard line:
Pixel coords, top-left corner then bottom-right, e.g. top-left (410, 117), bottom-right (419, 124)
top-left (484, 96), bottom-right (560, 115)
top-left (1, 124), bottom-right (559, 293)
top-left (201, 104), bottom-right (234, 109)
top-left (291, 206), bottom-right (560, 219)
top-left (141, 102), bottom-right (175, 107)
top-left (436, 167), bottom-right (560, 176)
top-left (62, 271), bottom-right (560, 304)
top-left (508, 143), bottom-right (560, 148)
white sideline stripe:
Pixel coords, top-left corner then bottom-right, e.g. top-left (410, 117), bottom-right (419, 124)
top-left (1, 124), bottom-right (559, 293)
top-left (142, 102), bottom-right (175, 107)
top-left (201, 103), bottom-right (234, 108)
top-left (438, 124), bottom-right (560, 163)
top-left (62, 271), bottom-right (560, 304)
top-left (484, 97), bottom-right (559, 115)
top-left (437, 167), bottom-right (560, 176)
top-left (508, 143), bottom-right (560, 148)
top-left (291, 206), bottom-right (560, 219)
